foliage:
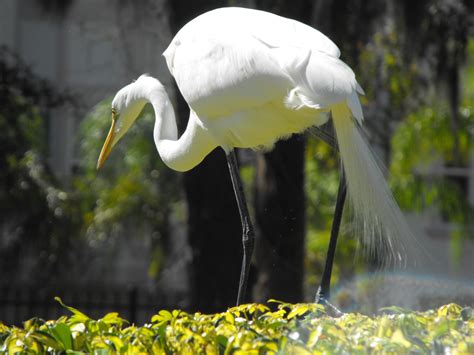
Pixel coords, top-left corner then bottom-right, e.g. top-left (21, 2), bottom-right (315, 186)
top-left (0, 43), bottom-right (180, 283)
top-left (464, 39), bottom-right (474, 100)
top-left (74, 98), bottom-right (180, 277)
top-left (303, 10), bottom-right (428, 292)
top-left (1, 300), bottom-right (472, 354)
top-left (389, 37), bottom-right (474, 233)
top-left (0, 46), bottom-right (79, 280)
top-left (390, 105), bottom-right (473, 217)
top-left (304, 137), bottom-right (360, 293)
top-left (389, 103), bottom-right (473, 263)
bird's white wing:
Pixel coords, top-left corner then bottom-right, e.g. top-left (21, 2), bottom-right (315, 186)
top-left (164, 7), bottom-right (340, 74)
top-left (229, 8), bottom-right (341, 58)
top-left (165, 30), bottom-right (291, 118)
top-left (163, 7), bottom-right (362, 121)
top-left (274, 47), bottom-right (364, 121)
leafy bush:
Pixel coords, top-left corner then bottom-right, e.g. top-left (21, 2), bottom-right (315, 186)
top-left (1, 300), bottom-right (472, 354)
top-left (75, 99), bottom-right (180, 278)
top-left (0, 46), bottom-right (80, 282)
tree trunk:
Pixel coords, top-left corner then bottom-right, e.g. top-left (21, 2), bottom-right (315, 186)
top-left (183, 148), bottom-right (243, 311)
top-left (251, 1), bottom-right (312, 303)
top-left (253, 136), bottom-right (306, 302)
top-left (167, 0), bottom-right (244, 312)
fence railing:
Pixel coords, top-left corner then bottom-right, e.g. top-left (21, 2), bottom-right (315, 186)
top-left (0, 284), bottom-right (175, 326)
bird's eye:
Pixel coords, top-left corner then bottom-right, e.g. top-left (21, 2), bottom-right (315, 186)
top-left (111, 108), bottom-right (118, 120)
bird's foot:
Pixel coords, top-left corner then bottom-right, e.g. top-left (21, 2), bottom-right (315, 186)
top-left (318, 297), bottom-right (344, 317)
top-left (315, 288), bottom-right (344, 317)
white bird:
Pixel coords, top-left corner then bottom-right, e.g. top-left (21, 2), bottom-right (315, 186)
top-left (97, 7), bottom-right (413, 307)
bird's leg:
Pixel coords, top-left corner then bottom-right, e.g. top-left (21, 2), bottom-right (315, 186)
top-left (226, 150), bottom-right (255, 306)
top-left (315, 168), bottom-right (346, 316)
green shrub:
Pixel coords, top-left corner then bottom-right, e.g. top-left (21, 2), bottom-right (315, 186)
top-left (1, 299), bottom-right (472, 354)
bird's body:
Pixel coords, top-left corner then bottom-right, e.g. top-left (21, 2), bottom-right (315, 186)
top-left (98, 7), bottom-right (415, 307)
top-left (163, 7), bottom-right (362, 152)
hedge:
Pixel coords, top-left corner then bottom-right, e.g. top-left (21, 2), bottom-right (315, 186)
top-left (0, 298), bottom-right (472, 354)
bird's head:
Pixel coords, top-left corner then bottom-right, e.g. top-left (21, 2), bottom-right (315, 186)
top-left (97, 77), bottom-right (149, 169)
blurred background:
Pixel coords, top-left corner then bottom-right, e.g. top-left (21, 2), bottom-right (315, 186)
top-left (1, 0), bottom-right (473, 325)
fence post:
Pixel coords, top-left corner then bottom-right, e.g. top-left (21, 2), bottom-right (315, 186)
top-left (129, 287), bottom-right (138, 324)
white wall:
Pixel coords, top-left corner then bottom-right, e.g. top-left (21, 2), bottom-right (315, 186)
top-left (0, 0), bottom-right (174, 178)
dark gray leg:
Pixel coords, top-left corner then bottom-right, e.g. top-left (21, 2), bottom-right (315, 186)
top-left (315, 167), bottom-right (346, 316)
top-left (226, 150), bottom-right (255, 306)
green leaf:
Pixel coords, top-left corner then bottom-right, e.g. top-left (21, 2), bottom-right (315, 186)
top-left (225, 312), bottom-right (235, 325)
top-left (23, 317), bottom-right (44, 331)
top-left (8, 340), bottom-right (24, 354)
top-left (31, 330), bottom-right (62, 350)
top-left (432, 319), bottom-right (451, 338)
top-left (437, 304), bottom-right (462, 318)
top-left (390, 329), bottom-right (411, 348)
top-left (55, 297), bottom-right (90, 323)
top-left (100, 312), bottom-right (126, 327)
top-left (106, 335), bottom-right (124, 351)
top-left (151, 310), bottom-right (173, 326)
top-left (50, 323), bottom-right (73, 350)
top-left (216, 334), bottom-right (228, 348)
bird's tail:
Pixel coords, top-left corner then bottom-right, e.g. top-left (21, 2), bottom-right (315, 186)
top-left (331, 103), bottom-right (413, 265)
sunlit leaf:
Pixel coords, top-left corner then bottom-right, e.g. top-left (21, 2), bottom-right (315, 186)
top-left (55, 297), bottom-right (90, 323)
top-left (437, 303), bottom-right (462, 319)
top-left (50, 323), bottom-right (73, 350)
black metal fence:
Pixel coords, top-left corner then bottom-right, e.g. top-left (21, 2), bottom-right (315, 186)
top-left (0, 284), bottom-right (175, 326)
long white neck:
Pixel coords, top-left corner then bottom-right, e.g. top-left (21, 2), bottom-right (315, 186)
top-left (138, 78), bottom-right (217, 172)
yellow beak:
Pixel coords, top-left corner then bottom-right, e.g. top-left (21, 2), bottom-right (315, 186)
top-left (97, 116), bottom-right (117, 170)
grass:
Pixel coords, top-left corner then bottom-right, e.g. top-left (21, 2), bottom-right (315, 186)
top-left (0, 299), bottom-right (472, 354)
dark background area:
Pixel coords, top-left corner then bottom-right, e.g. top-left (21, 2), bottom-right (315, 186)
top-left (1, 0), bottom-right (473, 325)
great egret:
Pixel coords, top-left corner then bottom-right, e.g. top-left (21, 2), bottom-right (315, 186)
top-left (97, 7), bottom-right (413, 307)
